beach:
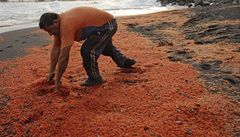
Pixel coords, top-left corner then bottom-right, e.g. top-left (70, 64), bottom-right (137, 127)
top-left (0, 4), bottom-right (240, 137)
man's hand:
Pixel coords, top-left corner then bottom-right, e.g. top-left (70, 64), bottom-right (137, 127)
top-left (47, 73), bottom-right (55, 84)
top-left (54, 81), bottom-right (62, 92)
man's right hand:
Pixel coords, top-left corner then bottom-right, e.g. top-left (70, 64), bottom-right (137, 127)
top-left (47, 73), bottom-right (55, 84)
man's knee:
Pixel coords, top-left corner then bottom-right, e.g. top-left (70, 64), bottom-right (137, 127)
top-left (80, 45), bottom-right (89, 58)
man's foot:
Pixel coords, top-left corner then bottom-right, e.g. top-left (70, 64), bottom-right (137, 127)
top-left (81, 76), bottom-right (105, 87)
top-left (122, 58), bottom-right (136, 68)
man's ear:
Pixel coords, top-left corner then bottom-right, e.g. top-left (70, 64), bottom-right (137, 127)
top-left (53, 19), bottom-right (59, 26)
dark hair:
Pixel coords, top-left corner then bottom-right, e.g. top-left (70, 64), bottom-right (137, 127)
top-left (39, 12), bottom-right (59, 29)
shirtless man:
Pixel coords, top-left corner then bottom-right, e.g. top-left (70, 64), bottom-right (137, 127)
top-left (39, 7), bottom-right (136, 91)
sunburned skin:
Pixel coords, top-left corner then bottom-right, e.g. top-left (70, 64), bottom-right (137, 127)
top-left (59, 7), bottom-right (114, 48)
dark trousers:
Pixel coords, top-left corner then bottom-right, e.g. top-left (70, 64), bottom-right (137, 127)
top-left (80, 20), bottom-right (127, 80)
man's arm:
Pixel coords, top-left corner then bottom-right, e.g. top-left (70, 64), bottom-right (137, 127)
top-left (47, 36), bottom-right (61, 82)
top-left (54, 45), bottom-right (72, 90)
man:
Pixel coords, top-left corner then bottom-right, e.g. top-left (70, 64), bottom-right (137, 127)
top-left (39, 7), bottom-right (136, 91)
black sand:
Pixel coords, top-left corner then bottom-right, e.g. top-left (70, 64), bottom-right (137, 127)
top-left (0, 27), bottom-right (51, 61)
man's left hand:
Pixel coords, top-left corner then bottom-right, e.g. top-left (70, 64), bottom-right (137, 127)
top-left (47, 73), bottom-right (55, 83)
top-left (54, 81), bottom-right (62, 92)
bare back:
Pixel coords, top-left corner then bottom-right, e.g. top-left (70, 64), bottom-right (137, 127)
top-left (59, 7), bottom-right (114, 48)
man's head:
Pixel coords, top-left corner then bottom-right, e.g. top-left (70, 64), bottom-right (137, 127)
top-left (39, 12), bottom-right (60, 36)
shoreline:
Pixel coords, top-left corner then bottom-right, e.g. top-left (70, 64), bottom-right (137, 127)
top-left (0, 5), bottom-right (187, 34)
top-left (0, 22), bottom-right (38, 34)
top-left (0, 7), bottom-right (188, 61)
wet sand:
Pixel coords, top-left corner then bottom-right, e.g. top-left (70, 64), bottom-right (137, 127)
top-left (0, 27), bottom-right (51, 61)
top-left (0, 5), bottom-right (240, 137)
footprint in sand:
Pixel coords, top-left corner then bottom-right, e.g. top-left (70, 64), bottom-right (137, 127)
top-left (120, 67), bottom-right (145, 74)
top-left (6, 45), bottom-right (13, 49)
top-left (22, 110), bottom-right (43, 125)
top-left (123, 79), bottom-right (148, 85)
top-left (36, 86), bottom-right (54, 96)
top-left (0, 45), bottom-right (13, 52)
